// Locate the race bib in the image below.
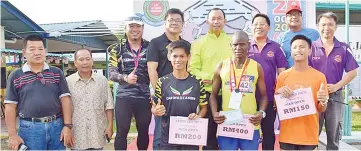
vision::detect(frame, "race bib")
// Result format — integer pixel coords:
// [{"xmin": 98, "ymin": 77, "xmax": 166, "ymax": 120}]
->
[
  {"xmin": 239, "ymin": 75, "xmax": 255, "ymax": 93},
  {"xmin": 228, "ymin": 91, "xmax": 243, "ymax": 109}
]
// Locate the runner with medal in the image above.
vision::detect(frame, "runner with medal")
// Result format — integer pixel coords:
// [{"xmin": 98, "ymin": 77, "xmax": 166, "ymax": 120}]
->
[{"xmin": 209, "ymin": 31, "xmax": 268, "ymax": 150}]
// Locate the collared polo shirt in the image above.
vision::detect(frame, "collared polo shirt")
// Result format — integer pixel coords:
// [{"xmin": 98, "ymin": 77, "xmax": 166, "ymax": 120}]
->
[
  {"xmin": 248, "ymin": 38, "xmax": 288, "ymax": 102},
  {"xmin": 147, "ymin": 33, "xmax": 188, "ymax": 77},
  {"xmin": 309, "ymin": 37, "xmax": 359, "ymax": 85},
  {"xmin": 277, "ymin": 27, "xmax": 319, "ymax": 68},
  {"xmin": 4, "ymin": 63, "xmax": 70, "ymax": 118}
]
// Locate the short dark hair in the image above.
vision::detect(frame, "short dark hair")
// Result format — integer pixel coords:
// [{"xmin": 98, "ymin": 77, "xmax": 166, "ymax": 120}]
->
[
  {"xmin": 207, "ymin": 8, "xmax": 226, "ymax": 19},
  {"xmin": 167, "ymin": 40, "xmax": 191, "ymax": 55},
  {"xmin": 164, "ymin": 8, "xmax": 184, "ymax": 22},
  {"xmin": 290, "ymin": 35, "xmax": 312, "ymax": 48},
  {"xmin": 74, "ymin": 48, "xmax": 92, "ymax": 60},
  {"xmin": 317, "ymin": 12, "xmax": 338, "ymax": 24},
  {"xmin": 23, "ymin": 34, "xmax": 44, "ymax": 48},
  {"xmin": 252, "ymin": 13, "xmax": 270, "ymax": 26}
]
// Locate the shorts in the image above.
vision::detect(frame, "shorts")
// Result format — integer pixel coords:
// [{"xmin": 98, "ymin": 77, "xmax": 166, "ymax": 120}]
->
[
  {"xmin": 280, "ymin": 142, "xmax": 317, "ymax": 150},
  {"xmin": 217, "ymin": 130, "xmax": 260, "ymax": 150}
]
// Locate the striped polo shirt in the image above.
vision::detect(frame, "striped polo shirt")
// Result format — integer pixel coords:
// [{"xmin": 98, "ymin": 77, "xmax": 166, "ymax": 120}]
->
[{"xmin": 4, "ymin": 63, "xmax": 71, "ymax": 118}]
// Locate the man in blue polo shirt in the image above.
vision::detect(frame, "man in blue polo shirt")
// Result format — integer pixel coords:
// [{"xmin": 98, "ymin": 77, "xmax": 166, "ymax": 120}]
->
[
  {"xmin": 277, "ymin": 3, "xmax": 319, "ymax": 68},
  {"xmin": 309, "ymin": 12, "xmax": 359, "ymax": 150},
  {"xmin": 248, "ymin": 13, "xmax": 288, "ymax": 150},
  {"xmin": 4, "ymin": 35, "xmax": 74, "ymax": 150}
]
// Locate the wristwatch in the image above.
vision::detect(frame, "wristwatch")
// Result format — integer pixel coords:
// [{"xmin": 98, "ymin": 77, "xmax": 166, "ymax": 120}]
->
[
  {"xmin": 259, "ymin": 110, "xmax": 266, "ymax": 118},
  {"xmin": 64, "ymin": 124, "xmax": 73, "ymax": 129}
]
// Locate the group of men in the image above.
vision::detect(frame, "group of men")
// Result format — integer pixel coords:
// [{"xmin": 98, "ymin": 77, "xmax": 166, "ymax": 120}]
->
[{"xmin": 4, "ymin": 3, "xmax": 359, "ymax": 151}]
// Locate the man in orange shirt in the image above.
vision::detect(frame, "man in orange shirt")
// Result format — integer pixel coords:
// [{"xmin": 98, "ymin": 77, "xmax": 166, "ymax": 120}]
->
[{"xmin": 275, "ymin": 35, "xmax": 328, "ymax": 150}]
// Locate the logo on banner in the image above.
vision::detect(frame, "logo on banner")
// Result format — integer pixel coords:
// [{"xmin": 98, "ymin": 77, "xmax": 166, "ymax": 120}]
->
[{"xmin": 137, "ymin": 0, "xmax": 170, "ymax": 27}]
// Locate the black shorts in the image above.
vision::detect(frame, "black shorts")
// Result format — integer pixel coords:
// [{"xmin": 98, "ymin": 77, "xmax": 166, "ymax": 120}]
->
[{"xmin": 280, "ymin": 142, "xmax": 317, "ymax": 150}]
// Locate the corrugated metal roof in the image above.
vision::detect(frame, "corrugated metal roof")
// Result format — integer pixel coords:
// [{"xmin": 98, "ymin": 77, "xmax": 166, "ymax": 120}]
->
[
  {"xmin": 1, "ymin": 1, "xmax": 46, "ymax": 39},
  {"xmin": 40, "ymin": 20, "xmax": 122, "ymax": 46},
  {"xmin": 39, "ymin": 20, "xmax": 101, "ymax": 32}
]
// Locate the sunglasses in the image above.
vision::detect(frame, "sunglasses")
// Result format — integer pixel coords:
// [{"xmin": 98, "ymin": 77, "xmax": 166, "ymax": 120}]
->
[
  {"xmin": 126, "ymin": 16, "xmax": 143, "ymax": 22},
  {"xmin": 37, "ymin": 73, "xmax": 46, "ymax": 85}
]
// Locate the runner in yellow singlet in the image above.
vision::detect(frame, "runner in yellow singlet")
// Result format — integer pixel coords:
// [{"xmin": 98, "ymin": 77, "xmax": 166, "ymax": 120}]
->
[{"xmin": 209, "ymin": 31, "xmax": 268, "ymax": 150}]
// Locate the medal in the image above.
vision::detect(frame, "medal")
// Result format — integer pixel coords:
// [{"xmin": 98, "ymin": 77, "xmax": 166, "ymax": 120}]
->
[{"xmin": 229, "ymin": 58, "xmax": 249, "ymax": 93}]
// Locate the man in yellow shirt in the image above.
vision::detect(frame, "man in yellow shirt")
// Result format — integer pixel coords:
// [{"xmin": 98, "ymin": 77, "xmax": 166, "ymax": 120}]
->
[{"xmin": 189, "ymin": 8, "xmax": 233, "ymax": 150}]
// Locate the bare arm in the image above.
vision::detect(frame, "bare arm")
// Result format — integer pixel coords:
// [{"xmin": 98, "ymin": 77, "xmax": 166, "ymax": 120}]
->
[
  {"xmin": 5, "ymin": 104, "xmax": 24, "ymax": 150},
  {"xmin": 5, "ymin": 104, "xmax": 18, "ymax": 137},
  {"xmin": 210, "ymin": 62, "xmax": 222, "ymax": 116},
  {"xmin": 197, "ymin": 105, "xmax": 207, "ymax": 118},
  {"xmin": 105, "ymin": 109, "xmax": 114, "ymax": 129},
  {"xmin": 257, "ymin": 63, "xmax": 268, "ymax": 111},
  {"xmin": 105, "ymin": 81, "xmax": 114, "ymax": 129},
  {"xmin": 335, "ymin": 69, "xmax": 357, "ymax": 89},
  {"xmin": 148, "ymin": 62, "xmax": 159, "ymax": 89},
  {"xmin": 249, "ymin": 64, "xmax": 268, "ymax": 126},
  {"xmin": 210, "ymin": 63, "xmax": 226, "ymax": 124},
  {"xmin": 60, "ymin": 96, "xmax": 72, "ymax": 124}
]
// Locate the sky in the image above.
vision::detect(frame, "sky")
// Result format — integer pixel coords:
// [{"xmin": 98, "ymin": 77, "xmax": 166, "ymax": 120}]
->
[{"xmin": 8, "ymin": 0, "xmax": 134, "ymax": 24}]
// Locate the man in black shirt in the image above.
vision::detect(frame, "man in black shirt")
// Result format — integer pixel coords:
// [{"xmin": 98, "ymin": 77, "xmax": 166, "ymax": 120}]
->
[
  {"xmin": 108, "ymin": 16, "xmax": 151, "ymax": 150},
  {"xmin": 152, "ymin": 40, "xmax": 208, "ymax": 150},
  {"xmin": 147, "ymin": 8, "xmax": 189, "ymax": 150}
]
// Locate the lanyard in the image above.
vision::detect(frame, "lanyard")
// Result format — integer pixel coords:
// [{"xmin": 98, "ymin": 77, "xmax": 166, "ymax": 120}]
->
[
  {"xmin": 229, "ymin": 58, "xmax": 249, "ymax": 92},
  {"xmin": 129, "ymin": 45, "xmax": 142, "ymax": 69}
]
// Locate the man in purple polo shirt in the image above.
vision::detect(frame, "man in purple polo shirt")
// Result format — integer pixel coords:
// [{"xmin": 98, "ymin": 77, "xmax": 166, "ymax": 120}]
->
[
  {"xmin": 248, "ymin": 13, "xmax": 288, "ymax": 150},
  {"xmin": 309, "ymin": 12, "xmax": 359, "ymax": 150}
]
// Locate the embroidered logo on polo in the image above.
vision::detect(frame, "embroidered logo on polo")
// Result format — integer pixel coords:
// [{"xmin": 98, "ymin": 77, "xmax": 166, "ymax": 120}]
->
[
  {"xmin": 166, "ymin": 86, "xmax": 196, "ymax": 100},
  {"xmin": 267, "ymin": 51, "xmax": 274, "ymax": 57},
  {"xmin": 334, "ymin": 55, "xmax": 342, "ymax": 62}
]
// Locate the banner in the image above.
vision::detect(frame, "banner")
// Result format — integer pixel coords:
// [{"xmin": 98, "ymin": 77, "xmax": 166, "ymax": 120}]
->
[
  {"xmin": 134, "ymin": 0, "xmax": 315, "ymax": 42},
  {"xmin": 169, "ymin": 116, "xmax": 208, "ymax": 146},
  {"xmin": 275, "ymin": 87, "xmax": 317, "ymax": 120}
]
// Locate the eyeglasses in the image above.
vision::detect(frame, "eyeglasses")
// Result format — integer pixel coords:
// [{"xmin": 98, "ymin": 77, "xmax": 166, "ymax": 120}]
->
[{"xmin": 37, "ymin": 73, "xmax": 46, "ymax": 85}]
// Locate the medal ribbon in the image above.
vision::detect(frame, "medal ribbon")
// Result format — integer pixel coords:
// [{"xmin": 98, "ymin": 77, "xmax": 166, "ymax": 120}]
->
[{"xmin": 229, "ymin": 58, "xmax": 249, "ymax": 92}]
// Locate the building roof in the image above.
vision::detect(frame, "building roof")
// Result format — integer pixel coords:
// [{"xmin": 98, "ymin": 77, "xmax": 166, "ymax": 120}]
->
[
  {"xmin": 40, "ymin": 20, "xmax": 122, "ymax": 49},
  {"xmin": 1, "ymin": 1, "xmax": 46, "ymax": 39},
  {"xmin": 40, "ymin": 20, "xmax": 100, "ymax": 32}
]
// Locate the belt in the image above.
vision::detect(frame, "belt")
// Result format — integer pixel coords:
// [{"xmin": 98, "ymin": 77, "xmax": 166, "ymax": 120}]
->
[
  {"xmin": 20, "ymin": 113, "xmax": 62, "ymax": 123},
  {"xmin": 330, "ymin": 90, "xmax": 342, "ymax": 96}
]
